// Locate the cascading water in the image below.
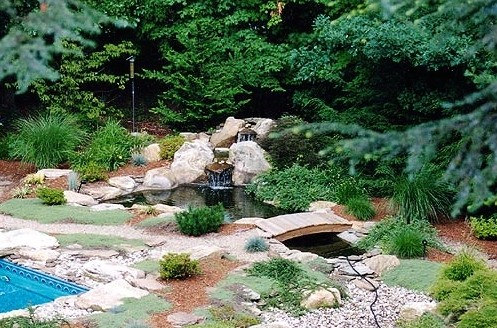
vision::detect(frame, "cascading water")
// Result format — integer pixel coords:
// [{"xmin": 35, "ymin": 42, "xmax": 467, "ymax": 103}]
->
[
  {"xmin": 205, "ymin": 162, "xmax": 234, "ymax": 189},
  {"xmin": 237, "ymin": 128, "xmax": 257, "ymax": 142}
]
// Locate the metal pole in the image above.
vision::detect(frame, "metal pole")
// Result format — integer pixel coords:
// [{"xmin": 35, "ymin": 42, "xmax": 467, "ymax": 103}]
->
[{"xmin": 127, "ymin": 56, "xmax": 136, "ymax": 133}]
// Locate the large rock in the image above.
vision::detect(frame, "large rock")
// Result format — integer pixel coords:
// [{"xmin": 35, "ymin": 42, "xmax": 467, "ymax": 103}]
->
[
  {"xmin": 179, "ymin": 132, "xmax": 198, "ymax": 142},
  {"xmin": 84, "ymin": 186, "xmax": 122, "ymax": 201},
  {"xmin": 399, "ymin": 301, "xmax": 437, "ymax": 321},
  {"xmin": 90, "ymin": 203, "xmax": 126, "ymax": 211},
  {"xmin": 83, "ymin": 259, "xmax": 146, "ymax": 281},
  {"xmin": 108, "ymin": 176, "xmax": 136, "ymax": 192},
  {"xmin": 363, "ymin": 255, "xmax": 400, "ymax": 276},
  {"xmin": 301, "ymin": 288, "xmax": 341, "ymax": 309},
  {"xmin": 143, "ymin": 167, "xmax": 177, "ymax": 190},
  {"xmin": 18, "ymin": 249, "xmax": 60, "ymax": 262},
  {"xmin": 0, "ymin": 229, "xmax": 59, "ymax": 254},
  {"xmin": 141, "ymin": 143, "xmax": 161, "ymax": 162},
  {"xmin": 36, "ymin": 169, "xmax": 73, "ymax": 179},
  {"xmin": 210, "ymin": 117, "xmax": 245, "ymax": 147},
  {"xmin": 170, "ymin": 140, "xmax": 214, "ymax": 184},
  {"xmin": 130, "ymin": 276, "xmax": 164, "ymax": 291},
  {"xmin": 229, "ymin": 141, "xmax": 271, "ymax": 186},
  {"xmin": 75, "ymin": 279, "xmax": 149, "ymax": 311},
  {"xmin": 63, "ymin": 190, "xmax": 98, "ymax": 206},
  {"xmin": 167, "ymin": 312, "xmax": 203, "ymax": 327},
  {"xmin": 253, "ymin": 118, "xmax": 275, "ymax": 140},
  {"xmin": 284, "ymin": 251, "xmax": 319, "ymax": 263}
]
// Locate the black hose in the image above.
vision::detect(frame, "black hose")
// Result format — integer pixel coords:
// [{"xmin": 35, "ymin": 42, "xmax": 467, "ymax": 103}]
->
[{"xmin": 345, "ymin": 256, "xmax": 381, "ymax": 328}]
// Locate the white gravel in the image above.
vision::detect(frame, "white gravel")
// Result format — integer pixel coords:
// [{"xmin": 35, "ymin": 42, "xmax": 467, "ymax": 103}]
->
[{"xmin": 262, "ymin": 283, "xmax": 433, "ymax": 328}]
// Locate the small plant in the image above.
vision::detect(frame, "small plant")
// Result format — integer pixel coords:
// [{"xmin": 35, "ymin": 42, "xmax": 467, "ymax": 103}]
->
[
  {"xmin": 385, "ymin": 226, "xmax": 425, "ymax": 258},
  {"xmin": 244, "ymin": 236, "xmax": 269, "ymax": 253},
  {"xmin": 131, "ymin": 153, "xmax": 148, "ymax": 167},
  {"xmin": 248, "ymin": 258, "xmax": 304, "ymax": 284},
  {"xmin": 67, "ymin": 171, "xmax": 80, "ymax": 191},
  {"xmin": 469, "ymin": 215, "xmax": 497, "ymax": 240},
  {"xmin": 159, "ymin": 135, "xmax": 185, "ymax": 160},
  {"xmin": 209, "ymin": 305, "xmax": 260, "ymax": 327},
  {"xmin": 345, "ymin": 196, "xmax": 376, "ymax": 221},
  {"xmin": 23, "ymin": 173, "xmax": 45, "ymax": 185},
  {"xmin": 141, "ymin": 205, "xmax": 159, "ymax": 216},
  {"xmin": 175, "ymin": 204, "xmax": 225, "ymax": 236},
  {"xmin": 11, "ymin": 185, "xmax": 31, "ymax": 199},
  {"xmin": 75, "ymin": 162, "xmax": 108, "ymax": 182},
  {"xmin": 441, "ymin": 250, "xmax": 486, "ymax": 281},
  {"xmin": 397, "ymin": 313, "xmax": 445, "ymax": 328},
  {"xmin": 159, "ymin": 253, "xmax": 201, "ymax": 279},
  {"xmin": 36, "ymin": 187, "xmax": 66, "ymax": 205}
]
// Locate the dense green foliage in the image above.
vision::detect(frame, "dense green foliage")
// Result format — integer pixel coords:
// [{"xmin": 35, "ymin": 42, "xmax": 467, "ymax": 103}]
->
[
  {"xmin": 469, "ymin": 215, "xmax": 497, "ymax": 240},
  {"xmin": 345, "ymin": 196, "xmax": 375, "ymax": 221},
  {"xmin": 75, "ymin": 161, "xmax": 108, "ymax": 182},
  {"xmin": 397, "ymin": 313, "xmax": 445, "ymax": 328},
  {"xmin": 382, "ymin": 260, "xmax": 442, "ymax": 292},
  {"xmin": 175, "ymin": 204, "xmax": 225, "ymax": 236},
  {"xmin": 384, "ymin": 226, "xmax": 425, "ymax": 259},
  {"xmin": 0, "ymin": 315, "xmax": 62, "ymax": 328},
  {"xmin": 159, "ymin": 253, "xmax": 201, "ymax": 280},
  {"xmin": 441, "ymin": 251, "xmax": 487, "ymax": 282},
  {"xmin": 207, "ymin": 305, "xmax": 261, "ymax": 328},
  {"xmin": 8, "ymin": 114, "xmax": 84, "ymax": 168},
  {"xmin": 36, "ymin": 187, "xmax": 66, "ymax": 205},
  {"xmin": 244, "ymin": 236, "xmax": 269, "ymax": 253},
  {"xmin": 159, "ymin": 135, "xmax": 185, "ymax": 160}
]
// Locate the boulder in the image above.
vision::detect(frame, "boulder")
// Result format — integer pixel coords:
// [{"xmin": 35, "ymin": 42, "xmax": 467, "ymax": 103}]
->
[
  {"xmin": 337, "ymin": 231, "xmax": 360, "ymax": 244},
  {"xmin": 229, "ymin": 141, "xmax": 271, "ymax": 186},
  {"xmin": 108, "ymin": 176, "xmax": 136, "ymax": 192},
  {"xmin": 183, "ymin": 245, "xmax": 225, "ymax": 260},
  {"xmin": 179, "ymin": 132, "xmax": 198, "ymax": 142},
  {"xmin": 352, "ymin": 278, "xmax": 380, "ymax": 292},
  {"xmin": 75, "ymin": 279, "xmax": 149, "ymax": 311},
  {"xmin": 363, "ymin": 255, "xmax": 400, "ymax": 276},
  {"xmin": 170, "ymin": 140, "xmax": 214, "ymax": 184},
  {"xmin": 83, "ymin": 259, "xmax": 146, "ymax": 281},
  {"xmin": 84, "ymin": 186, "xmax": 122, "ymax": 201},
  {"xmin": 63, "ymin": 190, "xmax": 98, "ymax": 206},
  {"xmin": 130, "ymin": 276, "xmax": 165, "ymax": 291},
  {"xmin": 301, "ymin": 288, "xmax": 341, "ymax": 309},
  {"xmin": 0, "ymin": 229, "xmax": 59, "ymax": 253},
  {"xmin": 399, "ymin": 301, "xmax": 437, "ymax": 321},
  {"xmin": 18, "ymin": 249, "xmax": 60, "ymax": 262},
  {"xmin": 90, "ymin": 203, "xmax": 126, "ymax": 211},
  {"xmin": 338, "ymin": 262, "xmax": 375, "ymax": 276},
  {"xmin": 210, "ymin": 117, "xmax": 245, "ymax": 147},
  {"xmin": 153, "ymin": 204, "xmax": 183, "ymax": 215},
  {"xmin": 143, "ymin": 167, "xmax": 177, "ymax": 190},
  {"xmin": 36, "ymin": 169, "xmax": 73, "ymax": 179},
  {"xmin": 167, "ymin": 312, "xmax": 204, "ymax": 327},
  {"xmin": 253, "ymin": 118, "xmax": 275, "ymax": 140},
  {"xmin": 141, "ymin": 143, "xmax": 161, "ymax": 162}
]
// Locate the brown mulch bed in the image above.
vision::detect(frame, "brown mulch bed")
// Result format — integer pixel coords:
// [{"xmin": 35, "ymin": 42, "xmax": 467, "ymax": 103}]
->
[
  {"xmin": 0, "ymin": 160, "xmax": 36, "ymax": 202},
  {"xmin": 427, "ymin": 247, "xmax": 454, "ymax": 263},
  {"xmin": 218, "ymin": 223, "xmax": 255, "ymax": 235},
  {"xmin": 332, "ymin": 197, "xmax": 393, "ymax": 222},
  {"xmin": 435, "ymin": 219, "xmax": 497, "ymax": 259},
  {"xmin": 149, "ymin": 256, "xmax": 242, "ymax": 328}
]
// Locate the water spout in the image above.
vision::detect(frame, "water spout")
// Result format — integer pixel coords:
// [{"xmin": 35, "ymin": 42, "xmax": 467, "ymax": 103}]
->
[
  {"xmin": 205, "ymin": 162, "xmax": 234, "ymax": 189},
  {"xmin": 237, "ymin": 128, "xmax": 257, "ymax": 142}
]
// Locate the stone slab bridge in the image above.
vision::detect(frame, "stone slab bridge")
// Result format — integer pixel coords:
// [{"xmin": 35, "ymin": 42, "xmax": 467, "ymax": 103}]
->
[{"xmin": 255, "ymin": 212, "xmax": 353, "ymax": 241}]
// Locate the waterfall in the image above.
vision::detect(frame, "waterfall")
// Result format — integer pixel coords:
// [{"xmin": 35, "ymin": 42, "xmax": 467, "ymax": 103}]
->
[{"xmin": 205, "ymin": 162, "xmax": 234, "ymax": 189}]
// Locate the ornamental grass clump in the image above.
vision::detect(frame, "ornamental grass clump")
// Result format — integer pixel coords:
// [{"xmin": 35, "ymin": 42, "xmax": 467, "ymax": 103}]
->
[
  {"xmin": 244, "ymin": 236, "xmax": 269, "ymax": 253},
  {"xmin": 131, "ymin": 153, "xmax": 148, "ymax": 167},
  {"xmin": 345, "ymin": 196, "xmax": 376, "ymax": 221},
  {"xmin": 385, "ymin": 226, "xmax": 425, "ymax": 258},
  {"xmin": 159, "ymin": 253, "xmax": 201, "ymax": 279},
  {"xmin": 175, "ymin": 204, "xmax": 225, "ymax": 236},
  {"xmin": 36, "ymin": 187, "xmax": 66, "ymax": 205}
]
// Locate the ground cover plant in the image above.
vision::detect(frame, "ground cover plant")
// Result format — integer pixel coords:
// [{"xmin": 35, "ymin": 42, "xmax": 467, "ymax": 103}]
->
[
  {"xmin": 55, "ymin": 234, "xmax": 146, "ymax": 250},
  {"xmin": 0, "ymin": 198, "xmax": 132, "ymax": 225},
  {"xmin": 382, "ymin": 259, "xmax": 442, "ymax": 292},
  {"xmin": 0, "ymin": 315, "xmax": 63, "ymax": 328},
  {"xmin": 132, "ymin": 259, "xmax": 160, "ymax": 275},
  {"xmin": 190, "ymin": 305, "xmax": 260, "ymax": 328},
  {"xmin": 469, "ymin": 215, "xmax": 497, "ymax": 240},
  {"xmin": 397, "ymin": 313, "xmax": 445, "ymax": 328},
  {"xmin": 175, "ymin": 204, "xmax": 225, "ymax": 236},
  {"xmin": 137, "ymin": 215, "xmax": 175, "ymax": 228}
]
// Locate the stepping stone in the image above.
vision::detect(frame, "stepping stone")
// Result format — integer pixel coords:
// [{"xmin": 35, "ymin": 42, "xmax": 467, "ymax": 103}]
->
[{"xmin": 167, "ymin": 312, "xmax": 203, "ymax": 327}]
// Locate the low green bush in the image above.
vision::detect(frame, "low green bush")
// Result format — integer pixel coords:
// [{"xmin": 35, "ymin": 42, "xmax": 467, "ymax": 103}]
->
[
  {"xmin": 244, "ymin": 236, "xmax": 269, "ymax": 253},
  {"xmin": 397, "ymin": 313, "xmax": 445, "ymax": 328},
  {"xmin": 175, "ymin": 204, "xmax": 225, "ymax": 236},
  {"xmin": 385, "ymin": 226, "xmax": 425, "ymax": 258},
  {"xmin": 469, "ymin": 215, "xmax": 497, "ymax": 240},
  {"xmin": 0, "ymin": 315, "xmax": 62, "ymax": 328},
  {"xmin": 441, "ymin": 251, "xmax": 486, "ymax": 282},
  {"xmin": 36, "ymin": 187, "xmax": 66, "ymax": 205},
  {"xmin": 209, "ymin": 305, "xmax": 260, "ymax": 328},
  {"xmin": 159, "ymin": 135, "xmax": 185, "ymax": 160},
  {"xmin": 159, "ymin": 253, "xmax": 201, "ymax": 279},
  {"xmin": 345, "ymin": 196, "xmax": 376, "ymax": 221},
  {"xmin": 458, "ymin": 300, "xmax": 497, "ymax": 328},
  {"xmin": 75, "ymin": 161, "xmax": 108, "ymax": 182},
  {"xmin": 8, "ymin": 114, "xmax": 84, "ymax": 168}
]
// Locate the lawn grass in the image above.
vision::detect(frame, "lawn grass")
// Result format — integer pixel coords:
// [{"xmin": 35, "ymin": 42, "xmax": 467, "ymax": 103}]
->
[
  {"xmin": 132, "ymin": 259, "xmax": 160, "ymax": 274},
  {"xmin": 209, "ymin": 273, "xmax": 276, "ymax": 302},
  {"xmin": 0, "ymin": 198, "xmax": 132, "ymax": 225},
  {"xmin": 137, "ymin": 215, "xmax": 175, "ymax": 228},
  {"xmin": 89, "ymin": 295, "xmax": 171, "ymax": 328},
  {"xmin": 56, "ymin": 233, "xmax": 146, "ymax": 250},
  {"xmin": 382, "ymin": 259, "xmax": 442, "ymax": 293}
]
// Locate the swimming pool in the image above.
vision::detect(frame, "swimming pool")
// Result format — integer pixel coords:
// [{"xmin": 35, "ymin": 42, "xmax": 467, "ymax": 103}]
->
[{"xmin": 0, "ymin": 259, "xmax": 88, "ymax": 313}]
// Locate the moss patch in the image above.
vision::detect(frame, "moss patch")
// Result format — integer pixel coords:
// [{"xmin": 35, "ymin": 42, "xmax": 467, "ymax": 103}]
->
[
  {"xmin": 90, "ymin": 295, "xmax": 171, "ymax": 328},
  {"xmin": 382, "ymin": 259, "xmax": 442, "ymax": 292},
  {"xmin": 137, "ymin": 215, "xmax": 175, "ymax": 227},
  {"xmin": 0, "ymin": 198, "xmax": 132, "ymax": 225},
  {"xmin": 56, "ymin": 234, "xmax": 146, "ymax": 250},
  {"xmin": 132, "ymin": 259, "xmax": 160, "ymax": 274}
]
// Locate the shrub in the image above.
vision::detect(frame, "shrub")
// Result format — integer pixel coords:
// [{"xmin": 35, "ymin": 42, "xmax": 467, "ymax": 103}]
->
[
  {"xmin": 175, "ymin": 204, "xmax": 225, "ymax": 236},
  {"xmin": 72, "ymin": 120, "xmax": 138, "ymax": 171},
  {"xmin": 384, "ymin": 226, "xmax": 425, "ymax": 258},
  {"xmin": 458, "ymin": 300, "xmax": 497, "ymax": 328},
  {"xmin": 345, "ymin": 196, "xmax": 376, "ymax": 221},
  {"xmin": 75, "ymin": 162, "xmax": 108, "ymax": 182},
  {"xmin": 36, "ymin": 187, "xmax": 66, "ymax": 205},
  {"xmin": 247, "ymin": 164, "xmax": 354, "ymax": 212},
  {"xmin": 244, "ymin": 236, "xmax": 269, "ymax": 253},
  {"xmin": 159, "ymin": 135, "xmax": 185, "ymax": 160},
  {"xmin": 8, "ymin": 114, "xmax": 84, "ymax": 168},
  {"xmin": 397, "ymin": 313, "xmax": 445, "ymax": 328},
  {"xmin": 391, "ymin": 166, "xmax": 453, "ymax": 223},
  {"xmin": 131, "ymin": 153, "xmax": 148, "ymax": 167},
  {"xmin": 441, "ymin": 250, "xmax": 486, "ymax": 281},
  {"xmin": 469, "ymin": 215, "xmax": 497, "ymax": 240},
  {"xmin": 159, "ymin": 253, "xmax": 201, "ymax": 279}
]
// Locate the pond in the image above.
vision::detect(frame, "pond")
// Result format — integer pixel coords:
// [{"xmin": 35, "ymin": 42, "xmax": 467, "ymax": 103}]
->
[
  {"xmin": 110, "ymin": 185, "xmax": 284, "ymax": 220},
  {"xmin": 283, "ymin": 232, "xmax": 364, "ymax": 258}
]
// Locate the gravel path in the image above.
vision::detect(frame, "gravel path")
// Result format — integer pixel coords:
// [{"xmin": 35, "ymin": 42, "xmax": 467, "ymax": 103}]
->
[{"xmin": 263, "ymin": 283, "xmax": 434, "ymax": 328}]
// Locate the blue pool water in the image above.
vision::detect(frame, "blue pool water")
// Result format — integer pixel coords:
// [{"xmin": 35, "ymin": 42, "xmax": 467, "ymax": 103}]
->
[{"xmin": 0, "ymin": 259, "xmax": 88, "ymax": 313}]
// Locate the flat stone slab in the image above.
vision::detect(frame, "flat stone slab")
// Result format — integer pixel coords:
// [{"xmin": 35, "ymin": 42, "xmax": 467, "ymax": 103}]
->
[
  {"xmin": 0, "ymin": 229, "xmax": 59, "ymax": 252},
  {"xmin": 83, "ymin": 260, "xmax": 145, "ymax": 281},
  {"xmin": 91, "ymin": 203, "xmax": 126, "ymax": 211},
  {"xmin": 256, "ymin": 212, "xmax": 352, "ymax": 241},
  {"xmin": 37, "ymin": 169, "xmax": 73, "ymax": 179},
  {"xmin": 167, "ymin": 312, "xmax": 203, "ymax": 327}
]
